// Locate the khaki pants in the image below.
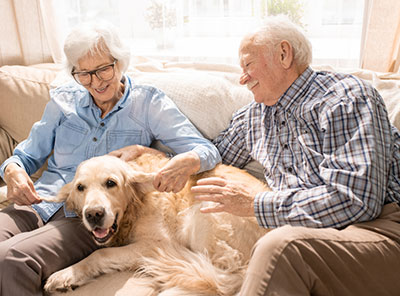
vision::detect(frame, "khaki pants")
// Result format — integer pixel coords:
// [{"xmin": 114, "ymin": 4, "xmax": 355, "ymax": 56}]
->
[
  {"xmin": 0, "ymin": 204, "xmax": 99, "ymax": 296},
  {"xmin": 0, "ymin": 127, "xmax": 16, "ymax": 186},
  {"xmin": 240, "ymin": 202, "xmax": 400, "ymax": 296},
  {"xmin": 0, "ymin": 127, "xmax": 16, "ymax": 164}
]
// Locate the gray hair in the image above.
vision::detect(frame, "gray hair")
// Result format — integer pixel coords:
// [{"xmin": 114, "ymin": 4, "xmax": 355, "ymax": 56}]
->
[
  {"xmin": 63, "ymin": 21, "xmax": 131, "ymax": 75},
  {"xmin": 252, "ymin": 15, "xmax": 312, "ymax": 67}
]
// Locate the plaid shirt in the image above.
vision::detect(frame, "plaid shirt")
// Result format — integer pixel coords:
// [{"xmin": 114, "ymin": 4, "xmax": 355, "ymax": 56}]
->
[{"xmin": 214, "ymin": 67, "xmax": 400, "ymax": 229}]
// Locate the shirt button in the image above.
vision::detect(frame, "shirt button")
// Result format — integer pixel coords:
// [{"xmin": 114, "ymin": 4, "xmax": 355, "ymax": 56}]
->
[
  {"xmin": 283, "ymin": 144, "xmax": 289, "ymax": 149},
  {"xmin": 93, "ymin": 137, "xmax": 97, "ymax": 142},
  {"xmin": 287, "ymin": 167, "xmax": 293, "ymax": 173},
  {"xmin": 100, "ymin": 122, "xmax": 105, "ymax": 127},
  {"xmin": 281, "ymin": 121, "xmax": 286, "ymax": 126}
]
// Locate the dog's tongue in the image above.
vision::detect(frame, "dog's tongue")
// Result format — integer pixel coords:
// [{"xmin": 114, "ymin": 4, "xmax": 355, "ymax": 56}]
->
[{"xmin": 93, "ymin": 228, "xmax": 109, "ymax": 238}]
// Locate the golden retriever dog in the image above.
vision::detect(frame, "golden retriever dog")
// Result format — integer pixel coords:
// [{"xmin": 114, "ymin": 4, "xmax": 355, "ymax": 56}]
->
[{"xmin": 43, "ymin": 153, "xmax": 270, "ymax": 295}]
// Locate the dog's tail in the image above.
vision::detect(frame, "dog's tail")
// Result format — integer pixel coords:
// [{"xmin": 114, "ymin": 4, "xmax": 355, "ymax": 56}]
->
[{"xmin": 137, "ymin": 244, "xmax": 245, "ymax": 296}]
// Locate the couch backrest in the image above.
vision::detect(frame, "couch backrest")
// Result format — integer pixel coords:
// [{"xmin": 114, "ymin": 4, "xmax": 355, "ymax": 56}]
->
[
  {"xmin": 2, "ymin": 62, "xmax": 400, "ymax": 154},
  {"xmin": 1, "ymin": 62, "xmax": 400, "ymax": 183},
  {"xmin": 0, "ymin": 64, "xmax": 62, "ymax": 143}
]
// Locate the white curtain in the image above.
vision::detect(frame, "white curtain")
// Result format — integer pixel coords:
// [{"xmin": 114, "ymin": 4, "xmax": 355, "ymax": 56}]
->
[
  {"xmin": 1, "ymin": 0, "xmax": 400, "ymax": 73},
  {"xmin": 0, "ymin": 0, "xmax": 64, "ymax": 66},
  {"xmin": 361, "ymin": 0, "xmax": 400, "ymax": 73},
  {"xmin": 38, "ymin": 0, "xmax": 65, "ymax": 64}
]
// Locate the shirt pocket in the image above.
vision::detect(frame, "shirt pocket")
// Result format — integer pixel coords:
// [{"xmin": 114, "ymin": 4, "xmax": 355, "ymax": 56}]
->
[
  {"xmin": 54, "ymin": 122, "xmax": 88, "ymax": 155},
  {"xmin": 106, "ymin": 130, "xmax": 144, "ymax": 152},
  {"xmin": 295, "ymin": 128, "xmax": 325, "ymax": 186}
]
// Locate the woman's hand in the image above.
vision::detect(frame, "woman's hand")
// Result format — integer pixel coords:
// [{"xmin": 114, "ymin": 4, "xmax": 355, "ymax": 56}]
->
[
  {"xmin": 109, "ymin": 145, "xmax": 164, "ymax": 162},
  {"xmin": 154, "ymin": 151, "xmax": 200, "ymax": 193},
  {"xmin": 3, "ymin": 163, "xmax": 41, "ymax": 205},
  {"xmin": 191, "ymin": 177, "xmax": 256, "ymax": 217}
]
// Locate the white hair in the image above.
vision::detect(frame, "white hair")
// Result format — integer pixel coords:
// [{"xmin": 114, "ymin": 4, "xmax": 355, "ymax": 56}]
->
[
  {"xmin": 252, "ymin": 15, "xmax": 312, "ymax": 67},
  {"xmin": 63, "ymin": 21, "xmax": 131, "ymax": 75}
]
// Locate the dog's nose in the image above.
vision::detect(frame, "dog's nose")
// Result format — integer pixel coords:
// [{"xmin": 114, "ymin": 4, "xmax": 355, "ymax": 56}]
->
[{"xmin": 85, "ymin": 206, "xmax": 105, "ymax": 226}]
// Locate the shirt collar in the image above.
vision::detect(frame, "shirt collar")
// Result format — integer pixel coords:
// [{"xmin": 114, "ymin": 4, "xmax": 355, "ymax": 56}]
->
[
  {"xmin": 80, "ymin": 75, "xmax": 131, "ymax": 109},
  {"xmin": 114, "ymin": 75, "xmax": 131, "ymax": 109},
  {"xmin": 275, "ymin": 66, "xmax": 316, "ymax": 112}
]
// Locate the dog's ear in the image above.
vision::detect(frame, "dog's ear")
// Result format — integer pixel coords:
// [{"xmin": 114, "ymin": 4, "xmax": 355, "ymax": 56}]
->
[
  {"xmin": 129, "ymin": 171, "xmax": 156, "ymax": 194},
  {"xmin": 40, "ymin": 182, "xmax": 72, "ymax": 203}
]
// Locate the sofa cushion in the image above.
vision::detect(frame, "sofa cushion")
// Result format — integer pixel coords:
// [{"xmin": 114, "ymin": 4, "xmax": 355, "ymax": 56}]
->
[
  {"xmin": 50, "ymin": 272, "xmax": 156, "ymax": 296},
  {"xmin": 0, "ymin": 127, "xmax": 16, "ymax": 180},
  {"xmin": 128, "ymin": 70, "xmax": 253, "ymax": 140},
  {"xmin": 0, "ymin": 64, "xmax": 61, "ymax": 143}
]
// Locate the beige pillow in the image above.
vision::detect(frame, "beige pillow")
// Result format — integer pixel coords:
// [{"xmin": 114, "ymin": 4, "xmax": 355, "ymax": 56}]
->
[
  {"xmin": 0, "ymin": 64, "xmax": 61, "ymax": 143},
  {"xmin": 127, "ymin": 70, "xmax": 253, "ymax": 140}
]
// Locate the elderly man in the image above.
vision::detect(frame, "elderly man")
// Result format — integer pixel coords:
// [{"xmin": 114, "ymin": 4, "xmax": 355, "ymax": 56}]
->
[{"xmin": 192, "ymin": 16, "xmax": 400, "ymax": 295}]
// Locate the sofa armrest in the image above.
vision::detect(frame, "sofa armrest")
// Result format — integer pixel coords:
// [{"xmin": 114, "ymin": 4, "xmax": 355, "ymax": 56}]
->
[
  {"xmin": 0, "ymin": 186, "xmax": 8, "ymax": 209},
  {"xmin": 0, "ymin": 126, "xmax": 17, "ymax": 173},
  {"xmin": 0, "ymin": 186, "xmax": 6, "ymax": 200}
]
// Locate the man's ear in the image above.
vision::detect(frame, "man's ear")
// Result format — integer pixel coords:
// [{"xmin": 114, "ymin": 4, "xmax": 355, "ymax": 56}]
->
[
  {"xmin": 41, "ymin": 182, "xmax": 72, "ymax": 203},
  {"xmin": 278, "ymin": 40, "xmax": 294, "ymax": 69}
]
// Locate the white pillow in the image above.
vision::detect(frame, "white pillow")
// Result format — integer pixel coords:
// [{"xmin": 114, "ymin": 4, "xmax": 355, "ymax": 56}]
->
[{"xmin": 128, "ymin": 70, "xmax": 253, "ymax": 140}]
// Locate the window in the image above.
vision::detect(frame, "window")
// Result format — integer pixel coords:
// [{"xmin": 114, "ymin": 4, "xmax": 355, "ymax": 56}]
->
[{"xmin": 58, "ymin": 0, "xmax": 365, "ymax": 67}]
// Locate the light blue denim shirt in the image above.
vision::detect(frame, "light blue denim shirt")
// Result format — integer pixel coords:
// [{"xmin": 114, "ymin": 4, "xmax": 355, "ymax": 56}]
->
[{"xmin": 0, "ymin": 75, "xmax": 221, "ymax": 222}]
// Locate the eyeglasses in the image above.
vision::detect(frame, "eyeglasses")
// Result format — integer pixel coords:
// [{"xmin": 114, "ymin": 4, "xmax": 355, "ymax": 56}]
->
[{"xmin": 71, "ymin": 60, "xmax": 117, "ymax": 86}]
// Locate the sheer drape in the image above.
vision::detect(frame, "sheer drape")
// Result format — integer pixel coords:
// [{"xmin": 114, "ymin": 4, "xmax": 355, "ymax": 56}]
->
[
  {"xmin": 0, "ymin": 0, "xmax": 64, "ymax": 66},
  {"xmin": 1, "ymin": 0, "xmax": 400, "ymax": 73},
  {"xmin": 361, "ymin": 0, "xmax": 400, "ymax": 73}
]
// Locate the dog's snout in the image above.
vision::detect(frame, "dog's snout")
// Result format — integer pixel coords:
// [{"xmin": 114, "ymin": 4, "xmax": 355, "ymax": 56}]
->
[{"xmin": 85, "ymin": 206, "xmax": 105, "ymax": 226}]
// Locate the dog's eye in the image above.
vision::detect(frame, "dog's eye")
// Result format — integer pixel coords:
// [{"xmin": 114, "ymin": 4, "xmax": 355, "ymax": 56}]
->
[
  {"xmin": 106, "ymin": 180, "xmax": 117, "ymax": 188},
  {"xmin": 77, "ymin": 184, "xmax": 85, "ymax": 192}
]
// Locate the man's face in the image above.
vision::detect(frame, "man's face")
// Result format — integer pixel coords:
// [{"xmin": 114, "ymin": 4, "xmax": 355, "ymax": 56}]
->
[{"xmin": 239, "ymin": 37, "xmax": 284, "ymax": 106}]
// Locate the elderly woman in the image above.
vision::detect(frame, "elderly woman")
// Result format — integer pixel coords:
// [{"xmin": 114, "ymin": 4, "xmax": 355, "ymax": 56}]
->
[{"xmin": 0, "ymin": 22, "xmax": 220, "ymax": 295}]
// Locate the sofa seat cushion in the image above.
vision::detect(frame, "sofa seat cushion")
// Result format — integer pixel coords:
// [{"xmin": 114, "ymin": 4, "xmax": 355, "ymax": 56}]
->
[{"xmin": 51, "ymin": 272, "xmax": 156, "ymax": 296}]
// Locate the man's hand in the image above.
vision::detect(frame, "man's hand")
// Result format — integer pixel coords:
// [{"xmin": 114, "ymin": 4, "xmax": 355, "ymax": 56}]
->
[
  {"xmin": 109, "ymin": 145, "xmax": 164, "ymax": 162},
  {"xmin": 191, "ymin": 177, "xmax": 256, "ymax": 217},
  {"xmin": 154, "ymin": 151, "xmax": 200, "ymax": 193},
  {"xmin": 3, "ymin": 163, "xmax": 41, "ymax": 205}
]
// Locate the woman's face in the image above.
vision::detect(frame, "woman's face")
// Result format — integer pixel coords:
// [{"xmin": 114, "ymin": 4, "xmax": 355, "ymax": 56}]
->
[{"xmin": 75, "ymin": 51, "xmax": 124, "ymax": 105}]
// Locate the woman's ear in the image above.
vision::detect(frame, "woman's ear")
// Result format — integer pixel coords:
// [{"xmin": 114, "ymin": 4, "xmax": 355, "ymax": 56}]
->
[{"xmin": 278, "ymin": 40, "xmax": 294, "ymax": 69}]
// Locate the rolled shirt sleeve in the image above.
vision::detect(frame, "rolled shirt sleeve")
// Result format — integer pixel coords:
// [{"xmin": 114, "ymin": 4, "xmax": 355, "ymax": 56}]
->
[{"xmin": 144, "ymin": 87, "xmax": 221, "ymax": 172}]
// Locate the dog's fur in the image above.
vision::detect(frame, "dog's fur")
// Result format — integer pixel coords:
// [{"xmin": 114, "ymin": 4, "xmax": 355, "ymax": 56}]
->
[{"xmin": 43, "ymin": 153, "xmax": 270, "ymax": 295}]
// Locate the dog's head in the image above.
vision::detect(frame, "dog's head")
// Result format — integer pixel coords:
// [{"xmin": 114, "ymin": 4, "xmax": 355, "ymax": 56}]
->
[{"xmin": 43, "ymin": 155, "xmax": 155, "ymax": 246}]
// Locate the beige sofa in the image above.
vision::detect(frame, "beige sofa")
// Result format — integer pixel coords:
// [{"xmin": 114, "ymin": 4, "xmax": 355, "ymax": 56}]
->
[{"xmin": 1, "ymin": 60, "xmax": 400, "ymax": 295}]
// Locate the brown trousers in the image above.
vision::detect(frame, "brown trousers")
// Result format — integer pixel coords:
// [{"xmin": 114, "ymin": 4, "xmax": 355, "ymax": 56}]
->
[
  {"xmin": 240, "ymin": 202, "xmax": 400, "ymax": 296},
  {"xmin": 0, "ymin": 204, "xmax": 99, "ymax": 296}
]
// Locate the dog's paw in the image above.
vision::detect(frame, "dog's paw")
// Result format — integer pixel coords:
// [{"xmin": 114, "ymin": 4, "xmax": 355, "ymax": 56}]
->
[{"xmin": 44, "ymin": 267, "xmax": 84, "ymax": 293}]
